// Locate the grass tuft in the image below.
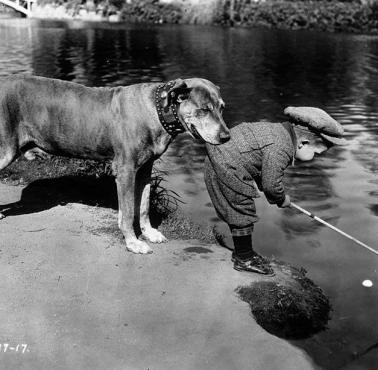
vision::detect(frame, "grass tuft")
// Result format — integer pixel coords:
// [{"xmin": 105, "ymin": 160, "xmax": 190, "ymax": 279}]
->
[{"xmin": 159, "ymin": 211, "xmax": 217, "ymax": 244}]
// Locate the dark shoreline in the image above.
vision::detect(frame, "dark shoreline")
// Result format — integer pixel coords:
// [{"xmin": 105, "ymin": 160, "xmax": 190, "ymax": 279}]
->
[
  {"xmin": 3, "ymin": 0, "xmax": 378, "ymax": 34},
  {"xmin": 118, "ymin": 0, "xmax": 378, "ymax": 35}
]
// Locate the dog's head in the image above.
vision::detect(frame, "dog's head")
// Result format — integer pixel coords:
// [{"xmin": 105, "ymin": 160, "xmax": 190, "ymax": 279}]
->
[{"xmin": 162, "ymin": 78, "xmax": 230, "ymax": 145}]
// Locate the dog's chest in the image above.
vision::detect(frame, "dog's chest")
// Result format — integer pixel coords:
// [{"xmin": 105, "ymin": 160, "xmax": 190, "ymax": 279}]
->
[
  {"xmin": 152, "ymin": 134, "xmax": 172, "ymax": 159},
  {"xmin": 134, "ymin": 135, "xmax": 171, "ymax": 167}
]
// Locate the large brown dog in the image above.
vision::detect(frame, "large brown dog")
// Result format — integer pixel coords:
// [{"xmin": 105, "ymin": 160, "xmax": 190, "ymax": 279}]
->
[{"xmin": 0, "ymin": 75, "xmax": 230, "ymax": 254}]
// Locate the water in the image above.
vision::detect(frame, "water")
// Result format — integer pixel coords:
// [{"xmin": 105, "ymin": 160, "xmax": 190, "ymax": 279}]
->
[{"xmin": 1, "ymin": 17, "xmax": 378, "ymax": 369}]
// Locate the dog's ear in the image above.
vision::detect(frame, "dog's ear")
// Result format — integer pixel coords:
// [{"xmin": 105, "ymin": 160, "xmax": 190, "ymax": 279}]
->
[{"xmin": 162, "ymin": 79, "xmax": 192, "ymax": 108}]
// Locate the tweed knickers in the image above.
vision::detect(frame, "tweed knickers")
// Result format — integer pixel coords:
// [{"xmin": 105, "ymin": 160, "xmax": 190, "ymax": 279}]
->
[{"xmin": 204, "ymin": 158, "xmax": 259, "ymax": 231}]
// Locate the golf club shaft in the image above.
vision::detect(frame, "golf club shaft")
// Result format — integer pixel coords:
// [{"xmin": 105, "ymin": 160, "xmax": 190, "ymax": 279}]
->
[{"xmin": 290, "ymin": 202, "xmax": 378, "ymax": 256}]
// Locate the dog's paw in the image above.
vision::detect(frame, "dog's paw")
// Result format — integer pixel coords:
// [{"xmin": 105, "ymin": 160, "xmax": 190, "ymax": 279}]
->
[
  {"xmin": 142, "ymin": 228, "xmax": 167, "ymax": 243},
  {"xmin": 0, "ymin": 213, "xmax": 5, "ymax": 220},
  {"xmin": 126, "ymin": 239, "xmax": 153, "ymax": 254}
]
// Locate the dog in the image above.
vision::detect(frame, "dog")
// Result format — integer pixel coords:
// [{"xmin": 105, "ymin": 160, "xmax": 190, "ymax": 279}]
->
[{"xmin": 0, "ymin": 74, "xmax": 230, "ymax": 254}]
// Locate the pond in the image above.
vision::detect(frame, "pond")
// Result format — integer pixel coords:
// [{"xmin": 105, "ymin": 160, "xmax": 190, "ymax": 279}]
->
[{"xmin": 0, "ymin": 16, "xmax": 378, "ymax": 369}]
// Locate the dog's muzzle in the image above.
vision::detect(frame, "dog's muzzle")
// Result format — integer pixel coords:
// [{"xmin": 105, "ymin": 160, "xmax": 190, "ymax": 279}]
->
[{"xmin": 188, "ymin": 124, "xmax": 203, "ymax": 141}]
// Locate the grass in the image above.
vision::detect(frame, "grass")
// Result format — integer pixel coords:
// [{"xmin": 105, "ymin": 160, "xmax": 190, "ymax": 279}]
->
[
  {"xmin": 159, "ymin": 211, "xmax": 217, "ymax": 243},
  {"xmin": 0, "ymin": 156, "xmax": 112, "ymax": 185},
  {"xmin": 0, "ymin": 157, "xmax": 111, "ymax": 185}
]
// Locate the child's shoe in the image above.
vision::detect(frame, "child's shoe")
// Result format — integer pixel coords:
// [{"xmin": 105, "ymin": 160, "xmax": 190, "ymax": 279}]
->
[{"xmin": 232, "ymin": 253, "xmax": 275, "ymax": 276}]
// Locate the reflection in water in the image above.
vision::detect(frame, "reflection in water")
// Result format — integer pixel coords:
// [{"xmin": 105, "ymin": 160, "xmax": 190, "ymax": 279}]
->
[
  {"xmin": 280, "ymin": 148, "xmax": 346, "ymax": 237},
  {"xmin": 336, "ymin": 103, "xmax": 378, "ymax": 223},
  {"xmin": 352, "ymin": 133, "xmax": 378, "ymax": 174},
  {"xmin": 1, "ymin": 18, "xmax": 378, "ymax": 369},
  {"xmin": 282, "ymin": 171, "xmax": 337, "ymax": 237},
  {"xmin": 0, "ymin": 20, "xmax": 33, "ymax": 75},
  {"xmin": 31, "ymin": 24, "xmax": 167, "ymax": 86}
]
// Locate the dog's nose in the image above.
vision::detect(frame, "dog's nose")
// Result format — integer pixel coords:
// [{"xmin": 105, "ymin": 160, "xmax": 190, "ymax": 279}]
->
[{"xmin": 219, "ymin": 131, "xmax": 230, "ymax": 143}]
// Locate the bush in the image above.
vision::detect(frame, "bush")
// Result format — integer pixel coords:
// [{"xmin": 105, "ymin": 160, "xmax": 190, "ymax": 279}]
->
[
  {"xmin": 215, "ymin": 0, "xmax": 378, "ymax": 33},
  {"xmin": 120, "ymin": 0, "xmax": 183, "ymax": 24}
]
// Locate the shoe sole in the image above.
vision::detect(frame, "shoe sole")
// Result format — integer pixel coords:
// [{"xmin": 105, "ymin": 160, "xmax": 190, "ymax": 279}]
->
[{"xmin": 234, "ymin": 265, "xmax": 276, "ymax": 277}]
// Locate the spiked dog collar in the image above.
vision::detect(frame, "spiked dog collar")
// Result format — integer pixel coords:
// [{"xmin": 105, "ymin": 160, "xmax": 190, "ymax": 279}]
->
[{"xmin": 155, "ymin": 82, "xmax": 186, "ymax": 137}]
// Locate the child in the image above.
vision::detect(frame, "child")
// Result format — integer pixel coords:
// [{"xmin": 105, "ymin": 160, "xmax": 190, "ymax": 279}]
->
[{"xmin": 205, "ymin": 106, "xmax": 347, "ymax": 276}]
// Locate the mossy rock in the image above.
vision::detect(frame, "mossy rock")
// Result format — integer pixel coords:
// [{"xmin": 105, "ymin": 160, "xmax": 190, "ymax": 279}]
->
[{"xmin": 236, "ymin": 261, "xmax": 331, "ymax": 339}]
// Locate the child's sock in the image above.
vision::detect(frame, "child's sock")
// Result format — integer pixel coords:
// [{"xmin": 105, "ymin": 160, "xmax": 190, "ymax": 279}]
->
[{"xmin": 232, "ymin": 234, "xmax": 256, "ymax": 260}]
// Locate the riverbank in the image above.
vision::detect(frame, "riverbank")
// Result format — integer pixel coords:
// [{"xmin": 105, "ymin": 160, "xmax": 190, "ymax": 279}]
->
[
  {"xmin": 28, "ymin": 0, "xmax": 378, "ymax": 34},
  {"xmin": 0, "ymin": 151, "xmax": 332, "ymax": 341},
  {"xmin": 0, "ymin": 180, "xmax": 319, "ymax": 370}
]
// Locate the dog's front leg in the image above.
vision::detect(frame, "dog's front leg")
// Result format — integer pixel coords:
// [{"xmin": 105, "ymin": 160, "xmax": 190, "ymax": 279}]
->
[
  {"xmin": 115, "ymin": 163, "xmax": 152, "ymax": 254},
  {"xmin": 137, "ymin": 160, "xmax": 167, "ymax": 243}
]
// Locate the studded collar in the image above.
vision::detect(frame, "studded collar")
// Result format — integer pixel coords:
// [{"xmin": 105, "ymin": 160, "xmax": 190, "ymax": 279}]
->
[{"xmin": 155, "ymin": 81, "xmax": 186, "ymax": 137}]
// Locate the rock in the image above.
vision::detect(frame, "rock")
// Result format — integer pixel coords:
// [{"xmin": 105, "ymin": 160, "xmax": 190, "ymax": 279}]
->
[{"xmin": 236, "ymin": 260, "xmax": 331, "ymax": 339}]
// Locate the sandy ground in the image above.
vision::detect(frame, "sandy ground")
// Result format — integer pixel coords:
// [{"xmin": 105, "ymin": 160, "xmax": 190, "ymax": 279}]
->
[{"xmin": 0, "ymin": 182, "xmax": 316, "ymax": 370}]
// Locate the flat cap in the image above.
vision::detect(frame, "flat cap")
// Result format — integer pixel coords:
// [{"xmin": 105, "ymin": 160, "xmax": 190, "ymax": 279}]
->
[{"xmin": 284, "ymin": 106, "xmax": 347, "ymax": 145}]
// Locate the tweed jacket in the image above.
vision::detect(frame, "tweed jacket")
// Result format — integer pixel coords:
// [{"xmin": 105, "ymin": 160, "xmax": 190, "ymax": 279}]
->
[{"xmin": 205, "ymin": 121, "xmax": 296, "ymax": 206}]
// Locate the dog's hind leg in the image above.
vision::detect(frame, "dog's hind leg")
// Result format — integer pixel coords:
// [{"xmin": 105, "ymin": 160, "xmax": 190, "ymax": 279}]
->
[
  {"xmin": 0, "ymin": 150, "xmax": 18, "ymax": 220},
  {"xmin": 114, "ymin": 160, "xmax": 153, "ymax": 254},
  {"xmin": 136, "ymin": 160, "xmax": 167, "ymax": 244},
  {"xmin": 23, "ymin": 147, "xmax": 50, "ymax": 161}
]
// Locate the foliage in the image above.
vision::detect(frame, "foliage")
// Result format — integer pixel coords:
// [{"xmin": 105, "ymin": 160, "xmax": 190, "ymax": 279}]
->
[
  {"xmin": 114, "ymin": 0, "xmax": 378, "ymax": 33},
  {"xmin": 216, "ymin": 0, "xmax": 378, "ymax": 33},
  {"xmin": 149, "ymin": 168, "xmax": 183, "ymax": 223},
  {"xmin": 119, "ymin": 0, "xmax": 183, "ymax": 23},
  {"xmin": 29, "ymin": 0, "xmax": 378, "ymax": 33}
]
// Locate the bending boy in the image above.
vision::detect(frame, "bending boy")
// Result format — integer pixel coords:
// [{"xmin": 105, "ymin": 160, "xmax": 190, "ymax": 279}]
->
[{"xmin": 205, "ymin": 107, "xmax": 347, "ymax": 276}]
